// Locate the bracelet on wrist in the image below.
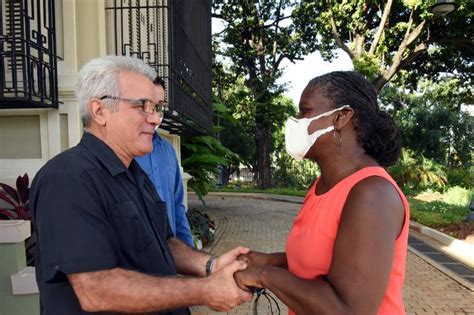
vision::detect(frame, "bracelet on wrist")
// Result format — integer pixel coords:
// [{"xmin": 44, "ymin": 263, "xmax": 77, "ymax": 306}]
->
[{"xmin": 205, "ymin": 256, "xmax": 216, "ymax": 277}]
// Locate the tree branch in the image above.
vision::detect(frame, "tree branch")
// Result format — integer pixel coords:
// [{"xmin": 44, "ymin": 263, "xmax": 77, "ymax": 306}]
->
[
  {"xmin": 397, "ymin": 42, "xmax": 428, "ymax": 71},
  {"xmin": 369, "ymin": 0, "xmax": 393, "ymax": 55},
  {"xmin": 262, "ymin": 16, "xmax": 292, "ymax": 28},
  {"xmin": 405, "ymin": 20, "xmax": 427, "ymax": 47},
  {"xmin": 375, "ymin": 12, "xmax": 428, "ymax": 92},
  {"xmin": 211, "ymin": 13, "xmax": 224, "ymax": 19},
  {"xmin": 271, "ymin": 0, "xmax": 284, "ymax": 70},
  {"xmin": 327, "ymin": 5, "xmax": 354, "ymax": 58},
  {"xmin": 273, "ymin": 54, "xmax": 285, "ymax": 73}
]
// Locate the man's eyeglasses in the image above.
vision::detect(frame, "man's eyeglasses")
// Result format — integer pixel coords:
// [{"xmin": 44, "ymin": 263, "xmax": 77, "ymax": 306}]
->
[{"xmin": 100, "ymin": 95, "xmax": 169, "ymax": 117}]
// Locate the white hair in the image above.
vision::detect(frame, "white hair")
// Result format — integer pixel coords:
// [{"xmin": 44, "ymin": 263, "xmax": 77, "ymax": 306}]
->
[{"xmin": 75, "ymin": 55, "xmax": 157, "ymax": 128}]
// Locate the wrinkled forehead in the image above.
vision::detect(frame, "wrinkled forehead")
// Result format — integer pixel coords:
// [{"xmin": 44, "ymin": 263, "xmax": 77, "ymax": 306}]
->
[{"xmin": 118, "ymin": 72, "xmax": 159, "ymax": 102}]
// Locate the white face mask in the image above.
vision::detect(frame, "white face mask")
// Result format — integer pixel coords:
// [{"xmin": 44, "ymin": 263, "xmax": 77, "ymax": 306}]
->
[{"xmin": 285, "ymin": 105, "xmax": 350, "ymax": 160}]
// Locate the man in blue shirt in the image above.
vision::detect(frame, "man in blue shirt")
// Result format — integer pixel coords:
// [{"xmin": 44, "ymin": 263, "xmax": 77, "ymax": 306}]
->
[{"xmin": 136, "ymin": 77, "xmax": 194, "ymax": 247}]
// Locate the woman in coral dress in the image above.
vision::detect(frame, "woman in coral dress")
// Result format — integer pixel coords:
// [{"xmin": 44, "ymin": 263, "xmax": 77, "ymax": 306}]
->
[{"xmin": 235, "ymin": 71, "xmax": 409, "ymax": 315}]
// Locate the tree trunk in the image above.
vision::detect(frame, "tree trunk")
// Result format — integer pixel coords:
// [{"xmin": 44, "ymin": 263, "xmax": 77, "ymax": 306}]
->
[
  {"xmin": 221, "ymin": 166, "xmax": 231, "ymax": 186},
  {"xmin": 255, "ymin": 123, "xmax": 272, "ymax": 189}
]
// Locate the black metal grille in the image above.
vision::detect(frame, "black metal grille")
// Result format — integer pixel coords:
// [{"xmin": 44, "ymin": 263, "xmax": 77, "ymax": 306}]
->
[
  {"xmin": 0, "ymin": 0, "xmax": 59, "ymax": 109},
  {"xmin": 105, "ymin": 0, "xmax": 212, "ymax": 135}
]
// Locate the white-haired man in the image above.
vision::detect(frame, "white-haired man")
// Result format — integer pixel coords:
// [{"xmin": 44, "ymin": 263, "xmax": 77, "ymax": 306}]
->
[{"xmin": 30, "ymin": 55, "xmax": 252, "ymax": 314}]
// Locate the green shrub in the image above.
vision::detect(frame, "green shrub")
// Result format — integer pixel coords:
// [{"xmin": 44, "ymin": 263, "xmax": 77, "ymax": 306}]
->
[
  {"xmin": 181, "ymin": 134, "xmax": 240, "ymax": 203},
  {"xmin": 409, "ymin": 198, "xmax": 470, "ymax": 227},
  {"xmin": 388, "ymin": 149, "xmax": 447, "ymax": 195},
  {"xmin": 210, "ymin": 185, "xmax": 307, "ymax": 197},
  {"xmin": 187, "ymin": 208, "xmax": 215, "ymax": 248},
  {"xmin": 272, "ymin": 152, "xmax": 320, "ymax": 190},
  {"xmin": 409, "ymin": 186, "xmax": 472, "ymax": 228},
  {"xmin": 441, "ymin": 186, "xmax": 473, "ymax": 207},
  {"xmin": 446, "ymin": 167, "xmax": 472, "ymax": 189}
]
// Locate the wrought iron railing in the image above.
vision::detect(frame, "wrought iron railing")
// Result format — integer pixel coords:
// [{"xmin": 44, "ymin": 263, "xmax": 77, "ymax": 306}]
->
[
  {"xmin": 105, "ymin": 0, "xmax": 212, "ymax": 135},
  {"xmin": 0, "ymin": 0, "xmax": 59, "ymax": 109}
]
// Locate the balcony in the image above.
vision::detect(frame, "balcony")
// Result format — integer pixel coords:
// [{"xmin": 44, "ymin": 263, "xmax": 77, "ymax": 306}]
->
[
  {"xmin": 105, "ymin": 0, "xmax": 212, "ymax": 135},
  {"xmin": 0, "ymin": 0, "xmax": 59, "ymax": 109}
]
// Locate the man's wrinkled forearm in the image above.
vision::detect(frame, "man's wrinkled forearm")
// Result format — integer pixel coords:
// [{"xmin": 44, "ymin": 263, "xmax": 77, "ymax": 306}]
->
[{"xmin": 68, "ymin": 268, "xmax": 208, "ymax": 313}]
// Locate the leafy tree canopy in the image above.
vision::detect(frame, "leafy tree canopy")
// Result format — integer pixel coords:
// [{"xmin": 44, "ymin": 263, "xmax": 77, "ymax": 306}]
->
[
  {"xmin": 293, "ymin": 0, "xmax": 473, "ymax": 92},
  {"xmin": 212, "ymin": 1, "xmax": 315, "ymax": 188},
  {"xmin": 380, "ymin": 77, "xmax": 473, "ymax": 167}
]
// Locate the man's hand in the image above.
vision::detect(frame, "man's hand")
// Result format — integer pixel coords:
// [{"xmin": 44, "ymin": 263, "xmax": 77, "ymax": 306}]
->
[
  {"xmin": 237, "ymin": 250, "xmax": 271, "ymax": 268},
  {"xmin": 212, "ymin": 246, "xmax": 250, "ymax": 273},
  {"xmin": 203, "ymin": 260, "xmax": 253, "ymax": 311},
  {"xmin": 234, "ymin": 266, "xmax": 265, "ymax": 292}
]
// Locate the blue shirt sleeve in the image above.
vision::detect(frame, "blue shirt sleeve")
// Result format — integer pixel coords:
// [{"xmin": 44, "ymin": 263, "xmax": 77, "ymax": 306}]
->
[
  {"xmin": 135, "ymin": 134, "xmax": 195, "ymax": 247},
  {"xmin": 172, "ymin": 162, "xmax": 195, "ymax": 247}
]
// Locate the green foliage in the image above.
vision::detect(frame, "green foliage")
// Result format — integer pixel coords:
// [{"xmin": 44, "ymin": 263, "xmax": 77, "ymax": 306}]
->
[
  {"xmin": 381, "ymin": 78, "xmax": 473, "ymax": 168},
  {"xmin": 409, "ymin": 186, "xmax": 472, "ymax": 227},
  {"xmin": 352, "ymin": 53, "xmax": 381, "ymax": 81},
  {"xmin": 210, "ymin": 185, "xmax": 307, "ymax": 197},
  {"xmin": 187, "ymin": 208, "xmax": 215, "ymax": 247},
  {"xmin": 388, "ymin": 149, "xmax": 447, "ymax": 194},
  {"xmin": 446, "ymin": 168, "xmax": 473, "ymax": 189},
  {"xmin": 214, "ymin": 78, "xmax": 256, "ymax": 171},
  {"xmin": 409, "ymin": 186, "xmax": 472, "ymax": 228},
  {"xmin": 181, "ymin": 109, "xmax": 240, "ymax": 202},
  {"xmin": 213, "ymin": 68, "xmax": 297, "ymax": 186},
  {"xmin": 432, "ymin": 186, "xmax": 472, "ymax": 207},
  {"xmin": 409, "ymin": 198, "xmax": 469, "ymax": 227},
  {"xmin": 272, "ymin": 152, "xmax": 320, "ymax": 190},
  {"xmin": 293, "ymin": 0, "xmax": 473, "ymax": 91},
  {"xmin": 213, "ymin": 0, "xmax": 322, "ymax": 188}
]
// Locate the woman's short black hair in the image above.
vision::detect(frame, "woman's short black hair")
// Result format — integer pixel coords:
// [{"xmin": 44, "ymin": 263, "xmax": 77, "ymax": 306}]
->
[{"xmin": 307, "ymin": 71, "xmax": 401, "ymax": 167}]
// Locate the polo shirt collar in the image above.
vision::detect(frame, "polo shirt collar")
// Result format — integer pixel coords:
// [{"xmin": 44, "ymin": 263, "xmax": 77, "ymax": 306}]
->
[{"xmin": 80, "ymin": 132, "xmax": 128, "ymax": 177}]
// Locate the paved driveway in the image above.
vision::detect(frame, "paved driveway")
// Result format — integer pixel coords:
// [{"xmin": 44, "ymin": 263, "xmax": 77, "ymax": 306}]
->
[{"xmin": 189, "ymin": 194, "xmax": 474, "ymax": 315}]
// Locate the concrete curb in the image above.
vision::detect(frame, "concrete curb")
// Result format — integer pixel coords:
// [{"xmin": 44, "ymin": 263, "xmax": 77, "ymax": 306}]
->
[
  {"xmin": 409, "ymin": 221, "xmax": 474, "ymax": 269},
  {"xmin": 407, "ymin": 245, "xmax": 474, "ymax": 291}
]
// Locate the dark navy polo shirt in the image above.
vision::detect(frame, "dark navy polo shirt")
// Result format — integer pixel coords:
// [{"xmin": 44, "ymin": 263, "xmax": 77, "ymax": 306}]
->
[{"xmin": 30, "ymin": 132, "xmax": 189, "ymax": 315}]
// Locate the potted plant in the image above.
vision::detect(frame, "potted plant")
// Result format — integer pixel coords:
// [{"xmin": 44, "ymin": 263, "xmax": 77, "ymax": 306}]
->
[
  {"xmin": 0, "ymin": 173, "xmax": 35, "ymax": 265},
  {"xmin": 187, "ymin": 208, "xmax": 215, "ymax": 249}
]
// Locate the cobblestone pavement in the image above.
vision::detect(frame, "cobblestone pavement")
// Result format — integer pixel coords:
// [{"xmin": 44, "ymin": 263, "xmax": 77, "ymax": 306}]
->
[{"xmin": 189, "ymin": 194, "xmax": 474, "ymax": 315}]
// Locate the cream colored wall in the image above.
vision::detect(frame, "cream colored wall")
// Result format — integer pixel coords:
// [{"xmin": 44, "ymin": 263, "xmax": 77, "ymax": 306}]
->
[
  {"xmin": 0, "ymin": 115, "xmax": 42, "ymax": 159},
  {"xmin": 158, "ymin": 130, "xmax": 191, "ymax": 210},
  {"xmin": 158, "ymin": 129, "xmax": 181, "ymax": 161}
]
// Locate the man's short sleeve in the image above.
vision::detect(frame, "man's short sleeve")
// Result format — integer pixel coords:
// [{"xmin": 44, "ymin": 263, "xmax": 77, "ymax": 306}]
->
[{"xmin": 33, "ymin": 171, "xmax": 117, "ymax": 282}]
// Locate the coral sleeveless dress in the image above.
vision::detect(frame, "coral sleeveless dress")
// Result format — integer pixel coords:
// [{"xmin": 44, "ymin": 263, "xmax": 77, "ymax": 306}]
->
[{"xmin": 286, "ymin": 167, "xmax": 409, "ymax": 314}]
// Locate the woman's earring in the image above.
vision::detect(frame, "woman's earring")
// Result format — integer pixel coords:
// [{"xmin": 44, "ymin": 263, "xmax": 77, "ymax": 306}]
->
[{"xmin": 333, "ymin": 129, "xmax": 342, "ymax": 147}]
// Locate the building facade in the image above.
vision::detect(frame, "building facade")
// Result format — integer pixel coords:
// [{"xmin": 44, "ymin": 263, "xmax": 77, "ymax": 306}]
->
[
  {"xmin": 0, "ymin": 0, "xmax": 212, "ymax": 184},
  {"xmin": 0, "ymin": 1, "xmax": 212, "ymax": 313}
]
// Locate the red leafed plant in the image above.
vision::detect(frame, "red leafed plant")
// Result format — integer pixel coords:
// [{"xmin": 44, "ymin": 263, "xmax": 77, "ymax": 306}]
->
[{"xmin": 0, "ymin": 173, "xmax": 31, "ymax": 220}]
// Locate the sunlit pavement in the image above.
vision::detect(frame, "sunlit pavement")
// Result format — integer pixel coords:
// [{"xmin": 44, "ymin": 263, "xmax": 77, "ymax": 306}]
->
[{"xmin": 189, "ymin": 194, "xmax": 474, "ymax": 315}]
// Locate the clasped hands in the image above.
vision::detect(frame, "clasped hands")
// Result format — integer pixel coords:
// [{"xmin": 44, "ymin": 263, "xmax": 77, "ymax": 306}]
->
[
  {"xmin": 234, "ymin": 250, "xmax": 269, "ymax": 292},
  {"xmin": 206, "ymin": 247, "xmax": 269, "ymax": 311}
]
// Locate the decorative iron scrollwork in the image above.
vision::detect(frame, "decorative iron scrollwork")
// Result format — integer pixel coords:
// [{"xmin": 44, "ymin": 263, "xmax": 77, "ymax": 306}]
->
[
  {"xmin": 0, "ymin": 0, "xmax": 59, "ymax": 109},
  {"xmin": 105, "ymin": 0, "xmax": 212, "ymax": 135}
]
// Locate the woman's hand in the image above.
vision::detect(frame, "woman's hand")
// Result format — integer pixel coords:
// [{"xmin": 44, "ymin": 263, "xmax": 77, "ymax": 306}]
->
[
  {"xmin": 213, "ymin": 246, "xmax": 250, "ymax": 273},
  {"xmin": 237, "ymin": 250, "xmax": 271, "ymax": 268},
  {"xmin": 233, "ymin": 266, "xmax": 265, "ymax": 292}
]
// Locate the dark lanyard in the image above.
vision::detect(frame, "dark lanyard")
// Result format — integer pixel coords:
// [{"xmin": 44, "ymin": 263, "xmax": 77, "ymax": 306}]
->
[{"xmin": 252, "ymin": 288, "xmax": 281, "ymax": 315}]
